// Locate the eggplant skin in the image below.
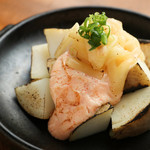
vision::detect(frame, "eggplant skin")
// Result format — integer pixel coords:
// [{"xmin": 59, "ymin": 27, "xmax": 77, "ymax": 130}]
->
[{"xmin": 110, "ymin": 104, "xmax": 150, "ymax": 139}]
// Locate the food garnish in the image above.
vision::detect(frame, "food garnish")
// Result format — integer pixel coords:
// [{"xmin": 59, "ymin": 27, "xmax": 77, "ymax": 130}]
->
[{"xmin": 78, "ymin": 12, "xmax": 110, "ymax": 50}]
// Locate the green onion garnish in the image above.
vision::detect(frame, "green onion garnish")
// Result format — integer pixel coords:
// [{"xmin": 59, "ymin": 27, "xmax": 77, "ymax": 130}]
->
[{"xmin": 78, "ymin": 12, "xmax": 110, "ymax": 51}]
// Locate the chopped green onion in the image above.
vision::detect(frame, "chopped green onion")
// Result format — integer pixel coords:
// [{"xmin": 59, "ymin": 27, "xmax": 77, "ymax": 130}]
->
[{"xmin": 78, "ymin": 12, "xmax": 110, "ymax": 50}]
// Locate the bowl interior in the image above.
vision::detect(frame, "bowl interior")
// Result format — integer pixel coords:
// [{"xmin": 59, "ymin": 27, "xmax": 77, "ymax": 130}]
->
[{"xmin": 0, "ymin": 7, "xmax": 150, "ymax": 150}]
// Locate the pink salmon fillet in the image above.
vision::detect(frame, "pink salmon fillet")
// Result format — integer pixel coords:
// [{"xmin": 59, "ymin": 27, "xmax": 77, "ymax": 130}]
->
[{"xmin": 48, "ymin": 51, "xmax": 121, "ymax": 140}]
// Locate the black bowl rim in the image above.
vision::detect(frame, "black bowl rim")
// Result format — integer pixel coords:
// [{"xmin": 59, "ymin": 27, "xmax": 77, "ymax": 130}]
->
[{"xmin": 0, "ymin": 6, "xmax": 150, "ymax": 150}]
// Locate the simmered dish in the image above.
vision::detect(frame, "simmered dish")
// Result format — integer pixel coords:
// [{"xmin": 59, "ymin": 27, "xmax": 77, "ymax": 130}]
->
[{"xmin": 15, "ymin": 12, "xmax": 150, "ymax": 141}]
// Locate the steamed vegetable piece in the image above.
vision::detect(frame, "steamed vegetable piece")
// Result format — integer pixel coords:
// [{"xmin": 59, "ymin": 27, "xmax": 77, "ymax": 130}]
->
[
  {"xmin": 124, "ymin": 59, "xmax": 150, "ymax": 91},
  {"xmin": 66, "ymin": 56, "xmax": 104, "ymax": 80},
  {"xmin": 44, "ymin": 28, "xmax": 69, "ymax": 58},
  {"xmin": 54, "ymin": 23, "xmax": 79, "ymax": 58},
  {"xmin": 110, "ymin": 87, "xmax": 150, "ymax": 139},
  {"xmin": 31, "ymin": 44, "xmax": 50, "ymax": 79},
  {"xmin": 44, "ymin": 23, "xmax": 79, "ymax": 59},
  {"xmin": 15, "ymin": 78, "xmax": 55, "ymax": 119},
  {"xmin": 69, "ymin": 104, "xmax": 113, "ymax": 141}
]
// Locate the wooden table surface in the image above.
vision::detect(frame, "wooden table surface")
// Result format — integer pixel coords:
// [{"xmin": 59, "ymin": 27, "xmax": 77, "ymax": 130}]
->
[{"xmin": 0, "ymin": 0, "xmax": 150, "ymax": 149}]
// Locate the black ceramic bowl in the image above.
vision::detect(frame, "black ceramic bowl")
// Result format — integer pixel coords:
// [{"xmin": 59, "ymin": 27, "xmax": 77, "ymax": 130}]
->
[{"xmin": 0, "ymin": 7, "xmax": 150, "ymax": 150}]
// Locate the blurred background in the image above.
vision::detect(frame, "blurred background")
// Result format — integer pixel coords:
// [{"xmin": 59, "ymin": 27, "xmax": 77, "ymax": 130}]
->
[
  {"xmin": 0, "ymin": 0, "xmax": 150, "ymax": 30},
  {"xmin": 0, "ymin": 0, "xmax": 149, "ymax": 149}
]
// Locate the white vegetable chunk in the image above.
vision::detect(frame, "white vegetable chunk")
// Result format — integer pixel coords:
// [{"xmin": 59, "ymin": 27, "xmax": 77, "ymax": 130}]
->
[
  {"xmin": 54, "ymin": 23, "xmax": 79, "ymax": 58},
  {"xmin": 110, "ymin": 87, "xmax": 150, "ymax": 139},
  {"xmin": 69, "ymin": 104, "xmax": 113, "ymax": 141},
  {"xmin": 15, "ymin": 78, "xmax": 54, "ymax": 119},
  {"xmin": 124, "ymin": 59, "xmax": 150, "ymax": 91},
  {"xmin": 44, "ymin": 28, "xmax": 69, "ymax": 58},
  {"xmin": 31, "ymin": 44, "xmax": 50, "ymax": 79}
]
